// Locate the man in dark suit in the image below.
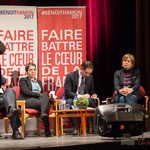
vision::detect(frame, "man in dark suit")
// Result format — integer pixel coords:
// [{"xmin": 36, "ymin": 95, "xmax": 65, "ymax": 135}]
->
[
  {"xmin": 0, "ymin": 41, "xmax": 23, "ymax": 139},
  {"xmin": 64, "ymin": 61, "xmax": 97, "ymax": 135}
]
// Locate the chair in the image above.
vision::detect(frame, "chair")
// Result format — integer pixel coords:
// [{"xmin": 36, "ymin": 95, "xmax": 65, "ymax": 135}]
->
[
  {"xmin": 50, "ymin": 87, "xmax": 64, "ymax": 136},
  {"xmin": 105, "ymin": 86, "xmax": 150, "ymax": 131},
  {"xmin": 13, "ymin": 86, "xmax": 56, "ymax": 137}
]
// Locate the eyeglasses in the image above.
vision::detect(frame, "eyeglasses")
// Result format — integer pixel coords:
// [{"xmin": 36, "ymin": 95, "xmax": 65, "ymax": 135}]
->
[{"xmin": 83, "ymin": 70, "xmax": 92, "ymax": 75}]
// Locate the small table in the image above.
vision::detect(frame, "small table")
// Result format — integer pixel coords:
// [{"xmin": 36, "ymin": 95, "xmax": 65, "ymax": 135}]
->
[{"xmin": 55, "ymin": 109, "xmax": 96, "ymax": 136}]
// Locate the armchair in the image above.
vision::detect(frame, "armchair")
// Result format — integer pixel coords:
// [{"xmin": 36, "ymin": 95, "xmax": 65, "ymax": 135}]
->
[{"xmin": 13, "ymin": 86, "xmax": 56, "ymax": 137}]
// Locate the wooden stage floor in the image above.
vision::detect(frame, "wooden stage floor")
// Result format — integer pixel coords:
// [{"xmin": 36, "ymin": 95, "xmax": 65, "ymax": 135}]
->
[{"xmin": 0, "ymin": 132, "xmax": 150, "ymax": 150}]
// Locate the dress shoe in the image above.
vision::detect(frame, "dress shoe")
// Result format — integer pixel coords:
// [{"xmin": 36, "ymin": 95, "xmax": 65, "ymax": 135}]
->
[
  {"xmin": 44, "ymin": 125, "xmax": 52, "ymax": 137},
  {"xmin": 45, "ymin": 129, "xmax": 52, "ymax": 137},
  {"xmin": 8, "ymin": 108, "xmax": 20, "ymax": 119},
  {"xmin": 12, "ymin": 131, "xmax": 24, "ymax": 140},
  {"xmin": 73, "ymin": 128, "xmax": 78, "ymax": 135}
]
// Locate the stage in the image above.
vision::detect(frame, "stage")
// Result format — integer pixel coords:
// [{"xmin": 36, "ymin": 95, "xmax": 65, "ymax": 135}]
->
[{"xmin": 0, "ymin": 132, "xmax": 150, "ymax": 150}]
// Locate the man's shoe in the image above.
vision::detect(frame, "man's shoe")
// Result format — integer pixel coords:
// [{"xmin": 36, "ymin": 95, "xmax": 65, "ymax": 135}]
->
[
  {"xmin": 12, "ymin": 131, "xmax": 24, "ymax": 140},
  {"xmin": 8, "ymin": 108, "xmax": 20, "ymax": 119},
  {"xmin": 45, "ymin": 129, "xmax": 52, "ymax": 137},
  {"xmin": 73, "ymin": 128, "xmax": 78, "ymax": 135}
]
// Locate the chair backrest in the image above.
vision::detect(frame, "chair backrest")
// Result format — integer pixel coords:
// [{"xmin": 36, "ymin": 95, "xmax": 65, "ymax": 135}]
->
[
  {"xmin": 12, "ymin": 86, "xmax": 20, "ymax": 100},
  {"xmin": 56, "ymin": 87, "xmax": 65, "ymax": 99},
  {"xmin": 139, "ymin": 86, "xmax": 145, "ymax": 97}
]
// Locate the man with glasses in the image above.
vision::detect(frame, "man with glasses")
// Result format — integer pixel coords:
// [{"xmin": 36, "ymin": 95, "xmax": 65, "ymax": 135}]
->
[{"xmin": 64, "ymin": 61, "xmax": 97, "ymax": 135}]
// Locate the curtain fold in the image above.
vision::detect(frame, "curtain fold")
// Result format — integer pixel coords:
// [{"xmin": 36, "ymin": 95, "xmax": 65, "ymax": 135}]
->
[
  {"xmin": 78, "ymin": 0, "xmax": 136, "ymax": 99},
  {"xmin": 136, "ymin": 0, "xmax": 150, "ymax": 95}
]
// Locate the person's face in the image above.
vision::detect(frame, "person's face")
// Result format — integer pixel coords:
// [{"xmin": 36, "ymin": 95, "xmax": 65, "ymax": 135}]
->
[
  {"xmin": 80, "ymin": 68, "xmax": 93, "ymax": 77},
  {"xmin": 122, "ymin": 58, "xmax": 133, "ymax": 70},
  {"xmin": 26, "ymin": 65, "xmax": 36, "ymax": 79}
]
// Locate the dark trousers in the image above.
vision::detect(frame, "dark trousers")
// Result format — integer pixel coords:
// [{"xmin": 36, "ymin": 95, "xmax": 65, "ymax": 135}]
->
[
  {"xmin": 66, "ymin": 98, "xmax": 96, "ymax": 129},
  {"xmin": 25, "ymin": 92, "xmax": 50, "ymax": 126},
  {"xmin": 0, "ymin": 88, "xmax": 21, "ymax": 131}
]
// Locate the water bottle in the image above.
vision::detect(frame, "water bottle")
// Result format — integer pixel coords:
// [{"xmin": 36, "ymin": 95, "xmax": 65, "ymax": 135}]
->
[
  {"xmin": 61, "ymin": 96, "xmax": 66, "ymax": 110},
  {"xmin": 73, "ymin": 96, "xmax": 78, "ymax": 109}
]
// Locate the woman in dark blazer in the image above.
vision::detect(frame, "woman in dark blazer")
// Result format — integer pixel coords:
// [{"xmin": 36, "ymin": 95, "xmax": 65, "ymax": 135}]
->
[
  {"xmin": 19, "ymin": 63, "xmax": 52, "ymax": 137},
  {"xmin": 114, "ymin": 54, "xmax": 142, "ymax": 103}
]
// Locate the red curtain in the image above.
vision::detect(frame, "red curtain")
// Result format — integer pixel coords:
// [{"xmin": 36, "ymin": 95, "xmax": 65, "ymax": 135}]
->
[
  {"xmin": 78, "ymin": 0, "xmax": 111, "ymax": 62},
  {"xmin": 78, "ymin": 0, "xmax": 136, "ymax": 99}
]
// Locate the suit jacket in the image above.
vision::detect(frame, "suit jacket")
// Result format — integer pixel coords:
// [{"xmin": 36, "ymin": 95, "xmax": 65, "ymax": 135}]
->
[
  {"xmin": 0, "ymin": 41, "xmax": 6, "ymax": 55},
  {"xmin": 18, "ymin": 76, "xmax": 44, "ymax": 100},
  {"xmin": 64, "ymin": 70, "xmax": 95, "ymax": 99},
  {"xmin": 114, "ymin": 69, "xmax": 142, "ymax": 98},
  {"xmin": 0, "ymin": 41, "xmax": 6, "ymax": 87}
]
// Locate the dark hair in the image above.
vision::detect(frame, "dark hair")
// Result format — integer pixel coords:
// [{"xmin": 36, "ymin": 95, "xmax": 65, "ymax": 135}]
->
[
  {"xmin": 25, "ymin": 63, "xmax": 36, "ymax": 72},
  {"xmin": 81, "ymin": 61, "xmax": 94, "ymax": 70}
]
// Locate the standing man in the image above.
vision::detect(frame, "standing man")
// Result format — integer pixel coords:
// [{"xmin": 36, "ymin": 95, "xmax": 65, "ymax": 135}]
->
[
  {"xmin": 0, "ymin": 41, "xmax": 23, "ymax": 139},
  {"xmin": 64, "ymin": 61, "xmax": 97, "ymax": 135}
]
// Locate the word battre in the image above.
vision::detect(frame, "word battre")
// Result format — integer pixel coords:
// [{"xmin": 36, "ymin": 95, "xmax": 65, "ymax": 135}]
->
[
  {"xmin": 42, "ymin": 41, "xmax": 82, "ymax": 51},
  {"xmin": 42, "ymin": 52, "xmax": 82, "ymax": 66}
]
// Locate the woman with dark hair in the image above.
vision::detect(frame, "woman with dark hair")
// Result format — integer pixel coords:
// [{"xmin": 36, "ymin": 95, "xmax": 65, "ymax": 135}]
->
[
  {"xmin": 114, "ymin": 54, "xmax": 142, "ymax": 103},
  {"xmin": 19, "ymin": 63, "xmax": 52, "ymax": 137}
]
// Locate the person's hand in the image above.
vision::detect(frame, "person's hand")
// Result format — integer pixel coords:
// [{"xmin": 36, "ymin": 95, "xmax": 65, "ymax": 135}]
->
[
  {"xmin": 125, "ymin": 87, "xmax": 133, "ymax": 95},
  {"xmin": 91, "ymin": 94, "xmax": 97, "ymax": 99},
  {"xmin": 119, "ymin": 88, "xmax": 127, "ymax": 96},
  {"xmin": 119, "ymin": 87, "xmax": 133, "ymax": 96}
]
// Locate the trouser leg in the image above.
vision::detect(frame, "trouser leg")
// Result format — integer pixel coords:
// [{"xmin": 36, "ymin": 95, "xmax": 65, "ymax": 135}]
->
[
  {"xmin": 26, "ymin": 92, "xmax": 50, "ymax": 115},
  {"xmin": 26, "ymin": 93, "xmax": 50, "ymax": 133},
  {"xmin": 2, "ymin": 88, "xmax": 16, "ymax": 113},
  {"xmin": 88, "ymin": 98, "xmax": 96, "ymax": 131},
  {"xmin": 9, "ymin": 116, "xmax": 22, "ymax": 131},
  {"xmin": 0, "ymin": 90, "xmax": 21, "ymax": 131},
  {"xmin": 40, "ymin": 92, "xmax": 50, "ymax": 115}
]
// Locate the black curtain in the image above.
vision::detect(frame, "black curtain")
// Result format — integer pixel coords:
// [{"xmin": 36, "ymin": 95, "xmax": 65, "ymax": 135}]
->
[{"xmin": 136, "ymin": 0, "xmax": 150, "ymax": 95}]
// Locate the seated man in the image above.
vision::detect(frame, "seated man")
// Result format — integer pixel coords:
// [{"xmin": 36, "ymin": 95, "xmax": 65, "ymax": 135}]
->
[
  {"xmin": 0, "ymin": 41, "xmax": 23, "ymax": 139},
  {"xmin": 0, "ymin": 77, "xmax": 23, "ymax": 139},
  {"xmin": 64, "ymin": 61, "xmax": 98, "ymax": 135}
]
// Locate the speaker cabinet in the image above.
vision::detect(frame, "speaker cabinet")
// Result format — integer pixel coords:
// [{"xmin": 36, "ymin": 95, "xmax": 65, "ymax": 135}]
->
[{"xmin": 95, "ymin": 103, "xmax": 146, "ymax": 137}]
